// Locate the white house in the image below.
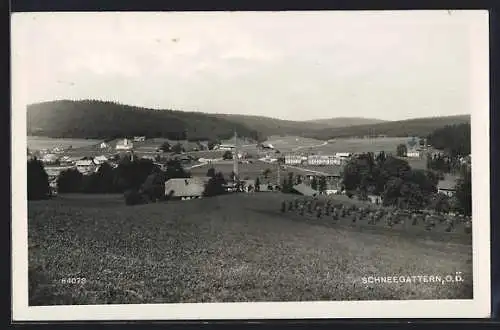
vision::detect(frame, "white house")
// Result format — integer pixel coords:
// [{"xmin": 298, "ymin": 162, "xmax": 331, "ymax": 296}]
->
[
  {"xmin": 94, "ymin": 155, "xmax": 108, "ymax": 165},
  {"xmin": 407, "ymin": 149, "xmax": 420, "ymax": 158},
  {"xmin": 115, "ymin": 138, "xmax": 134, "ymax": 151},
  {"xmin": 437, "ymin": 180, "xmax": 456, "ymax": 197},
  {"xmin": 333, "ymin": 152, "xmax": 351, "ymax": 165},
  {"xmin": 367, "ymin": 195, "xmax": 382, "ymax": 204},
  {"xmin": 100, "ymin": 142, "xmax": 110, "ymax": 149},
  {"xmin": 217, "ymin": 144, "xmax": 236, "ymax": 151},
  {"xmin": 133, "ymin": 136, "xmax": 146, "ymax": 142},
  {"xmin": 75, "ymin": 159, "xmax": 97, "ymax": 174},
  {"xmin": 41, "ymin": 153, "xmax": 59, "ymax": 164}
]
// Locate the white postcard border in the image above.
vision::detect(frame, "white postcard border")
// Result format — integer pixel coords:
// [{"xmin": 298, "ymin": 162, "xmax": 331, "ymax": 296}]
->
[{"xmin": 11, "ymin": 10, "xmax": 491, "ymax": 320}]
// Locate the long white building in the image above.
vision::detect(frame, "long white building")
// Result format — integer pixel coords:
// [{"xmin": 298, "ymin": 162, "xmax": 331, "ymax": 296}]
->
[
  {"xmin": 284, "ymin": 154, "xmax": 303, "ymax": 165},
  {"xmin": 307, "ymin": 155, "xmax": 336, "ymax": 166}
]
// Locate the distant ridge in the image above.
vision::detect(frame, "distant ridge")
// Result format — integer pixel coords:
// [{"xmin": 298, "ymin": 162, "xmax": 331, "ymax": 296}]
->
[
  {"xmin": 304, "ymin": 114, "xmax": 471, "ymax": 140},
  {"xmin": 26, "ymin": 99, "xmax": 470, "ymax": 141},
  {"xmin": 304, "ymin": 117, "xmax": 387, "ymax": 127}
]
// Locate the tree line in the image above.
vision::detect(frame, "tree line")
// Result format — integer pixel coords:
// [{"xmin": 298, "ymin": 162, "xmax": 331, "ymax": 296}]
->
[
  {"xmin": 426, "ymin": 123, "xmax": 471, "ymax": 158},
  {"xmin": 339, "ymin": 151, "xmax": 471, "ymax": 215},
  {"xmin": 303, "ymin": 115, "xmax": 470, "ymax": 140},
  {"xmin": 27, "ymin": 156, "xmax": 238, "ymax": 204}
]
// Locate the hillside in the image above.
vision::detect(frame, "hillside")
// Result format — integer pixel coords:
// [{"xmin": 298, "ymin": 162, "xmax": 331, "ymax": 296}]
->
[
  {"xmin": 27, "ymin": 100, "xmax": 264, "ymax": 142},
  {"xmin": 304, "ymin": 115, "xmax": 471, "ymax": 140},
  {"xmin": 27, "ymin": 100, "xmax": 470, "ymax": 142},
  {"xmin": 212, "ymin": 113, "xmax": 331, "ymax": 137},
  {"xmin": 28, "ymin": 193, "xmax": 472, "ymax": 305},
  {"xmin": 305, "ymin": 117, "xmax": 387, "ymax": 127}
]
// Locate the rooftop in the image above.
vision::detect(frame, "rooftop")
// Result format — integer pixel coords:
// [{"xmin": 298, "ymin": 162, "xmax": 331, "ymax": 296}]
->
[{"xmin": 437, "ymin": 176, "xmax": 458, "ymax": 191}]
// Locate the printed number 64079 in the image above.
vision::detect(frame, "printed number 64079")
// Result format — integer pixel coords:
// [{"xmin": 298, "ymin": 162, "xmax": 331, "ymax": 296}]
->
[{"xmin": 60, "ymin": 277, "xmax": 86, "ymax": 284}]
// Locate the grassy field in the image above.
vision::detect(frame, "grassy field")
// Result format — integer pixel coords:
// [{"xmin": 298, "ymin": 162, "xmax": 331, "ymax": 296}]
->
[
  {"xmin": 28, "ymin": 193, "xmax": 472, "ymax": 305},
  {"xmin": 303, "ymin": 137, "xmax": 410, "ymax": 154},
  {"xmin": 190, "ymin": 161, "xmax": 276, "ymax": 181}
]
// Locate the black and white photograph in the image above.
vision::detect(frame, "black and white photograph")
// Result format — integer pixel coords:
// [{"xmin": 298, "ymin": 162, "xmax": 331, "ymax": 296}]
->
[{"xmin": 11, "ymin": 10, "xmax": 490, "ymax": 320}]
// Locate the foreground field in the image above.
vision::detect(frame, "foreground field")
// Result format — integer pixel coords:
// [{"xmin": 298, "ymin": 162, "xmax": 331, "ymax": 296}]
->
[{"xmin": 28, "ymin": 193, "xmax": 473, "ymax": 305}]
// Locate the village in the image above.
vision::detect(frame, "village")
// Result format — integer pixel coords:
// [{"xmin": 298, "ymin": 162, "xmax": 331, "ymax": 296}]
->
[{"xmin": 27, "ymin": 133, "xmax": 470, "ymax": 206}]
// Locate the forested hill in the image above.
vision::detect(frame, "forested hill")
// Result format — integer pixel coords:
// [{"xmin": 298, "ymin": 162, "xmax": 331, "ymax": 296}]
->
[
  {"xmin": 27, "ymin": 100, "xmax": 264, "ymax": 142},
  {"xmin": 303, "ymin": 115, "xmax": 471, "ymax": 140}
]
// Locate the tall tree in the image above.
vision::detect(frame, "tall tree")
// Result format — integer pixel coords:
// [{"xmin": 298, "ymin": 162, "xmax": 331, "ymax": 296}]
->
[
  {"xmin": 57, "ymin": 168, "xmax": 83, "ymax": 193},
  {"xmin": 318, "ymin": 176, "xmax": 327, "ymax": 194},
  {"xmin": 396, "ymin": 144, "xmax": 408, "ymax": 157},
  {"xmin": 171, "ymin": 143, "xmax": 184, "ymax": 154},
  {"xmin": 203, "ymin": 171, "xmax": 227, "ymax": 197},
  {"xmin": 206, "ymin": 167, "xmax": 216, "ymax": 178},
  {"xmin": 27, "ymin": 158, "xmax": 50, "ymax": 200},
  {"xmin": 159, "ymin": 141, "xmax": 171, "ymax": 152},
  {"xmin": 311, "ymin": 176, "xmax": 318, "ymax": 191},
  {"xmin": 455, "ymin": 167, "xmax": 472, "ymax": 216}
]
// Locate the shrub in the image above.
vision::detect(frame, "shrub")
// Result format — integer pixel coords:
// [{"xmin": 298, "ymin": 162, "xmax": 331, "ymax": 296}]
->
[{"xmin": 124, "ymin": 189, "xmax": 148, "ymax": 206}]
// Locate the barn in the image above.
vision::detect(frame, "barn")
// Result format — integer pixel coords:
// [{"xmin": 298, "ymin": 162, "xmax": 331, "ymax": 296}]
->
[{"xmin": 164, "ymin": 177, "xmax": 211, "ymax": 200}]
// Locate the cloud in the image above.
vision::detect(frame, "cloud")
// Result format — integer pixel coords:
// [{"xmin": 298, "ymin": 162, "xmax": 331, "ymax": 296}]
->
[{"xmin": 11, "ymin": 11, "xmax": 484, "ymax": 120}]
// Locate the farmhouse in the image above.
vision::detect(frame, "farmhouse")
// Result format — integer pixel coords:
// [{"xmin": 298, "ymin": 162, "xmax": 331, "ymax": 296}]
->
[
  {"xmin": 239, "ymin": 179, "xmax": 256, "ymax": 192},
  {"xmin": 133, "ymin": 136, "xmax": 146, "ymax": 142},
  {"xmin": 115, "ymin": 138, "xmax": 134, "ymax": 151},
  {"xmin": 99, "ymin": 142, "xmax": 110, "ymax": 149},
  {"xmin": 93, "ymin": 155, "xmax": 108, "ymax": 165},
  {"xmin": 407, "ymin": 149, "xmax": 420, "ymax": 158},
  {"xmin": 258, "ymin": 184, "xmax": 276, "ymax": 192},
  {"xmin": 291, "ymin": 183, "xmax": 319, "ymax": 197},
  {"xmin": 41, "ymin": 153, "xmax": 59, "ymax": 164},
  {"xmin": 460, "ymin": 154, "xmax": 472, "ymax": 165},
  {"xmin": 437, "ymin": 178, "xmax": 457, "ymax": 197},
  {"xmin": 367, "ymin": 194, "xmax": 382, "ymax": 204},
  {"xmin": 75, "ymin": 159, "xmax": 97, "ymax": 174},
  {"xmin": 216, "ymin": 144, "xmax": 236, "ymax": 151},
  {"xmin": 164, "ymin": 177, "xmax": 210, "ymax": 200}
]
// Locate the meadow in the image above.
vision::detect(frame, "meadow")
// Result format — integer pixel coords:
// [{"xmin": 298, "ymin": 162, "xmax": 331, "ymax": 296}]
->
[
  {"xmin": 301, "ymin": 137, "xmax": 410, "ymax": 154},
  {"xmin": 27, "ymin": 136, "xmax": 103, "ymax": 151},
  {"xmin": 28, "ymin": 193, "xmax": 472, "ymax": 305}
]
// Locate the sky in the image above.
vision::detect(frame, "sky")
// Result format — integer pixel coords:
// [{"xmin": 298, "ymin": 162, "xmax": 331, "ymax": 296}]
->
[{"xmin": 11, "ymin": 11, "xmax": 486, "ymax": 121}]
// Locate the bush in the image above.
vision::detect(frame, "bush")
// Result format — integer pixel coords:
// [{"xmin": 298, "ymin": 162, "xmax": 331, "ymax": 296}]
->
[
  {"xmin": 124, "ymin": 189, "xmax": 148, "ymax": 206},
  {"xmin": 57, "ymin": 168, "xmax": 83, "ymax": 193}
]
